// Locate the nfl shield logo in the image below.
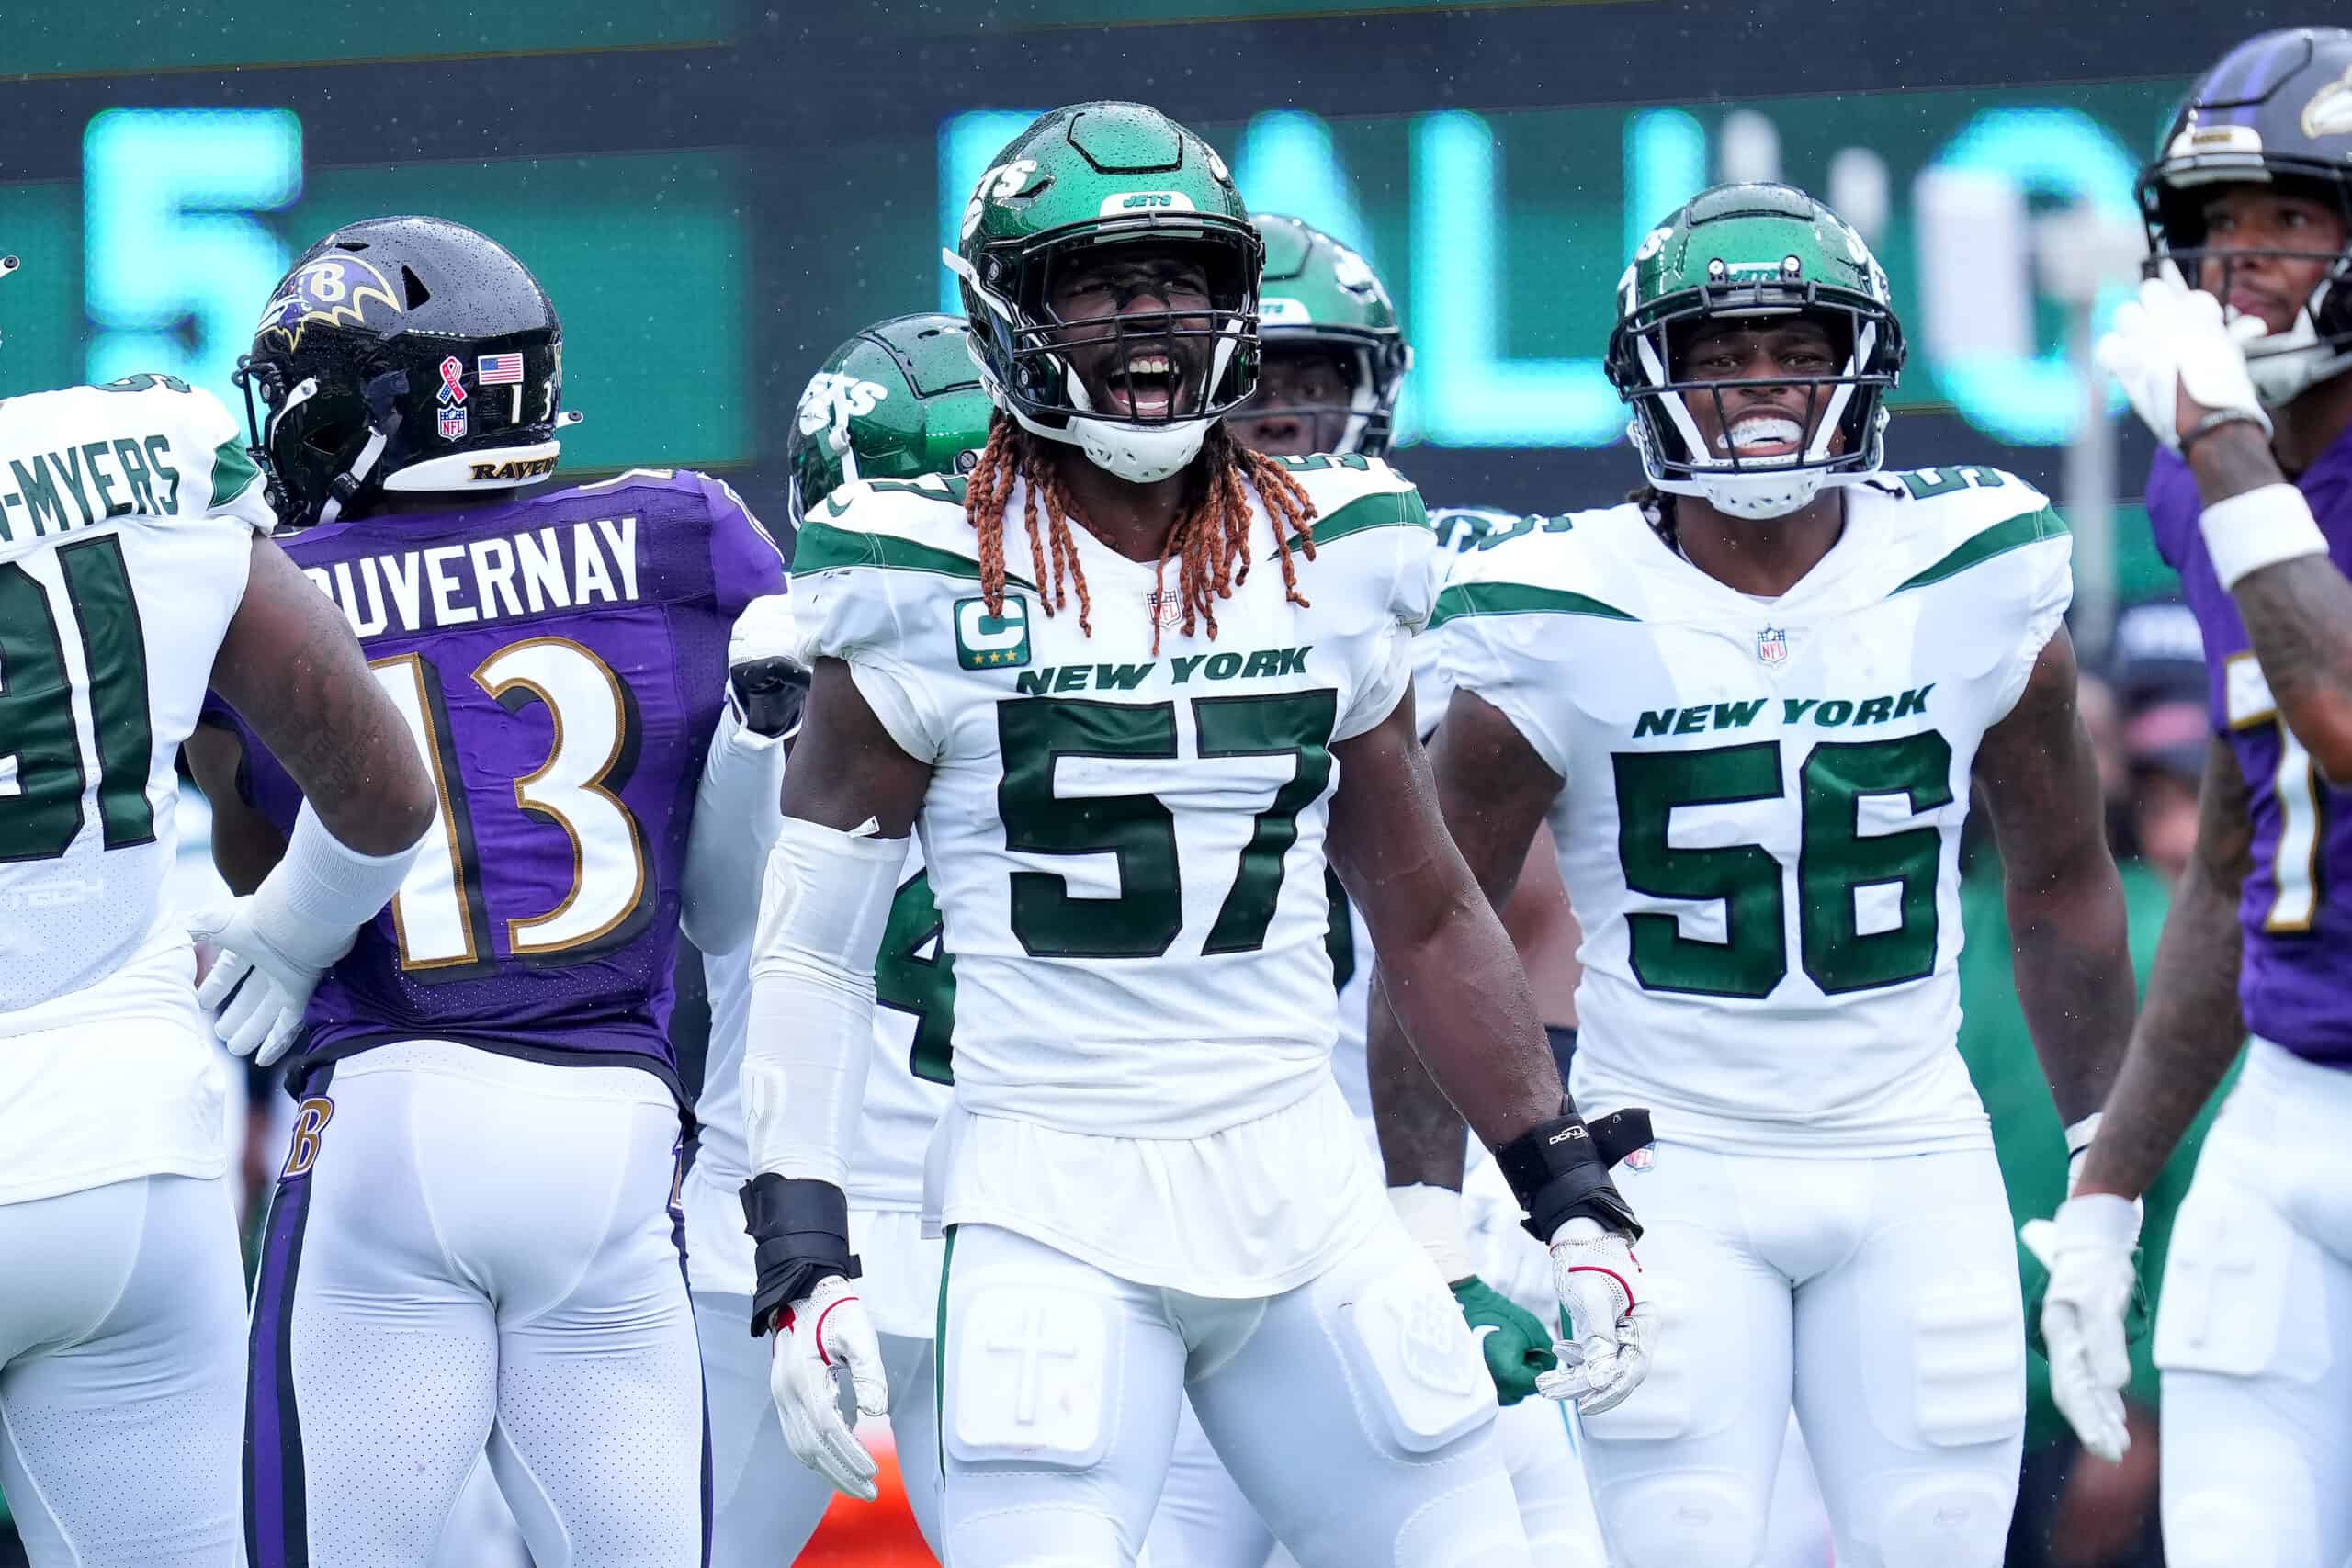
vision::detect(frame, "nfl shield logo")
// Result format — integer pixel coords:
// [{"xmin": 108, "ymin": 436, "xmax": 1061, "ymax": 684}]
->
[
  {"xmin": 1147, "ymin": 587, "xmax": 1183, "ymax": 629},
  {"xmin": 1756, "ymin": 625, "xmax": 1789, "ymax": 667},
  {"xmin": 1623, "ymin": 1145, "xmax": 1656, "ymax": 1172},
  {"xmin": 437, "ymin": 407, "xmax": 468, "ymax": 440}
]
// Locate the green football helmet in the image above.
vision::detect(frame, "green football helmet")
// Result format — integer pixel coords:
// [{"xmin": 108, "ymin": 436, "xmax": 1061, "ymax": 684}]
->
[
  {"xmin": 787, "ymin": 313, "xmax": 996, "ymax": 527},
  {"xmin": 1606, "ymin": 182, "xmax": 1904, "ymax": 519},
  {"xmin": 947, "ymin": 101, "xmax": 1261, "ymax": 484},
  {"xmin": 1247, "ymin": 214, "xmax": 1409, "ymax": 457}
]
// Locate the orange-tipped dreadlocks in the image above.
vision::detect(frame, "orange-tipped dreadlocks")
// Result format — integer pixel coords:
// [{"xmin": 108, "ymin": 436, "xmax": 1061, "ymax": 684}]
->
[{"xmin": 966, "ymin": 413, "xmax": 1320, "ymax": 653}]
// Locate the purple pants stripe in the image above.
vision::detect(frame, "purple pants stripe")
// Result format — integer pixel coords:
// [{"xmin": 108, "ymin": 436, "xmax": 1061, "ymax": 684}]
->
[
  {"xmin": 668, "ymin": 1128, "xmax": 713, "ymax": 1568},
  {"xmin": 244, "ymin": 1168, "xmax": 313, "ymax": 1568}
]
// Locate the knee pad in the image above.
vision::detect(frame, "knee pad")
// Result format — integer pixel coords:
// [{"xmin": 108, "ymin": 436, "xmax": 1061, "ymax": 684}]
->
[
  {"xmin": 1872, "ymin": 1471, "xmax": 2013, "ymax": 1568},
  {"xmin": 1391, "ymin": 1471, "xmax": 1533, "ymax": 1568},
  {"xmin": 1597, "ymin": 1472, "xmax": 1763, "ymax": 1568},
  {"xmin": 1335, "ymin": 1265, "xmax": 1494, "ymax": 1455},
  {"xmin": 2165, "ymin": 1486, "xmax": 2299, "ymax": 1568},
  {"xmin": 950, "ymin": 1502, "xmax": 1125, "ymax": 1568},
  {"xmin": 1909, "ymin": 1274, "xmax": 2025, "ymax": 1448},
  {"xmin": 2162, "ymin": 1423, "xmax": 2319, "ymax": 1568},
  {"xmin": 944, "ymin": 1279, "xmax": 1115, "ymax": 1469}
]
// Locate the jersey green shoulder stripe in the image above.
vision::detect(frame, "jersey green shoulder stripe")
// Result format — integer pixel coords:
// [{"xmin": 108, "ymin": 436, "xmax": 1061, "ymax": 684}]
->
[
  {"xmin": 1295, "ymin": 486, "xmax": 1429, "ymax": 547},
  {"xmin": 791, "ymin": 519, "xmax": 1037, "ymax": 591},
  {"xmin": 208, "ymin": 436, "xmax": 261, "ymax": 511},
  {"xmin": 1891, "ymin": 506, "xmax": 2069, "ymax": 596},
  {"xmin": 1428, "ymin": 580, "xmax": 1637, "ymax": 629}
]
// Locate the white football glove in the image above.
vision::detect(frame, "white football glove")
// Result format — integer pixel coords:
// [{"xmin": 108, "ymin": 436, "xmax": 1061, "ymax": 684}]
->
[
  {"xmin": 2096, "ymin": 263, "xmax": 2274, "ymax": 451},
  {"xmin": 769, "ymin": 1273, "xmax": 889, "ymax": 1502},
  {"xmin": 186, "ymin": 898, "xmax": 351, "ymax": 1066},
  {"xmin": 1537, "ymin": 1220, "xmax": 1657, "ymax": 1416},
  {"xmin": 2020, "ymin": 1194, "xmax": 2141, "ymax": 1464}
]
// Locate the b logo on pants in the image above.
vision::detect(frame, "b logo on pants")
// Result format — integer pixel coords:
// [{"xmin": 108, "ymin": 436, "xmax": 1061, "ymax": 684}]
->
[{"xmin": 282, "ymin": 1097, "xmax": 334, "ymax": 1180}]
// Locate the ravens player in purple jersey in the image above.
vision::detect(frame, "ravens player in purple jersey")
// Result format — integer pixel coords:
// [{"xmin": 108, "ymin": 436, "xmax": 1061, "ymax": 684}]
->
[
  {"xmin": 184, "ymin": 217, "xmax": 789, "ymax": 1568},
  {"xmin": 2030, "ymin": 27, "xmax": 2352, "ymax": 1568}
]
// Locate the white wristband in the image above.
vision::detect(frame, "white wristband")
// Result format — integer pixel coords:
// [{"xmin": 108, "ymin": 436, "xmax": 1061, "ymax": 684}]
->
[
  {"xmin": 1388, "ymin": 1184, "xmax": 1475, "ymax": 1284},
  {"xmin": 2064, "ymin": 1111, "xmax": 2103, "ymax": 1160},
  {"xmin": 2054, "ymin": 1191, "xmax": 2141, "ymax": 1249},
  {"xmin": 250, "ymin": 805, "xmax": 423, "ymax": 969},
  {"xmin": 2200, "ymin": 482, "xmax": 2327, "ymax": 590}
]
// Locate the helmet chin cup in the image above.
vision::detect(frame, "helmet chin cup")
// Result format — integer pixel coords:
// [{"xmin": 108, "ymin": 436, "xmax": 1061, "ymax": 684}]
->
[
  {"xmin": 1644, "ymin": 463, "xmax": 1835, "ymax": 520},
  {"xmin": 1689, "ymin": 468, "xmax": 1832, "ymax": 519},
  {"xmin": 1010, "ymin": 401, "xmax": 1210, "ymax": 484},
  {"xmin": 1629, "ymin": 413, "xmax": 1855, "ymax": 520}
]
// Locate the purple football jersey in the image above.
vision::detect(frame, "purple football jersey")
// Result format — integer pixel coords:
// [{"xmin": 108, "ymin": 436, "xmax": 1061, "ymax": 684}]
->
[
  {"xmin": 2147, "ymin": 430, "xmax": 2352, "ymax": 1066},
  {"xmin": 209, "ymin": 469, "xmax": 782, "ymax": 1097}
]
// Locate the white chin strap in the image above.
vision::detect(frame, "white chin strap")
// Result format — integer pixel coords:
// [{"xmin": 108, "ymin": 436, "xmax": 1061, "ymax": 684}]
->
[
  {"xmin": 1011, "ymin": 402, "xmax": 1210, "ymax": 484},
  {"xmin": 383, "ymin": 439, "xmax": 563, "ymax": 492},
  {"xmin": 2245, "ymin": 277, "xmax": 2352, "ymax": 407}
]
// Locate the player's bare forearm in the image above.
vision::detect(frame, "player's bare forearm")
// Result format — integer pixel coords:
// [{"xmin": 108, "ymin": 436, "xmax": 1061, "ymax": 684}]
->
[
  {"xmin": 2192, "ymin": 423, "xmax": 2352, "ymax": 779},
  {"xmin": 2003, "ymin": 859, "xmax": 2136, "ymax": 1123},
  {"xmin": 1365, "ymin": 980, "xmax": 1470, "ymax": 1190},
  {"xmin": 1341, "ymin": 690, "xmax": 1566, "ymax": 1157},
  {"xmin": 1974, "ymin": 626, "xmax": 2133, "ymax": 1121},
  {"xmin": 210, "ymin": 536, "xmax": 433, "ymax": 856},
  {"xmin": 2076, "ymin": 739, "xmax": 2253, "ymax": 1200},
  {"xmin": 183, "ymin": 722, "xmax": 289, "ymax": 895}
]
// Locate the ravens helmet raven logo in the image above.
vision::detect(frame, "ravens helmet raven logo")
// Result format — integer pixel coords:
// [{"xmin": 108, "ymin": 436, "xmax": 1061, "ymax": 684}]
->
[{"xmin": 254, "ymin": 254, "xmax": 402, "ymax": 353}]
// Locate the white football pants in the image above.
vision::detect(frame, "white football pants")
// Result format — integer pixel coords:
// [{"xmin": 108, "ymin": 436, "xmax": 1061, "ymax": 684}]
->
[
  {"xmin": 245, "ymin": 1042, "xmax": 706, "ymax": 1568},
  {"xmin": 695, "ymin": 1302, "xmax": 941, "ymax": 1567},
  {"xmin": 2156, "ymin": 1036, "xmax": 2352, "ymax": 1568},
  {"xmin": 1580, "ymin": 1142, "xmax": 2023, "ymax": 1568},
  {"xmin": 0, "ymin": 1173, "xmax": 245, "ymax": 1568},
  {"xmin": 940, "ymin": 1217, "xmax": 1529, "ymax": 1568},
  {"xmin": 1146, "ymin": 1157, "xmax": 1610, "ymax": 1568}
]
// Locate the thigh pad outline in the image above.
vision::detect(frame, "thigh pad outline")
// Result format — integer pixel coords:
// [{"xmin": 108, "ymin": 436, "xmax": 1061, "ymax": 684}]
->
[
  {"xmin": 1334, "ymin": 1265, "xmax": 1496, "ymax": 1456},
  {"xmin": 946, "ymin": 1276, "xmax": 1117, "ymax": 1469}
]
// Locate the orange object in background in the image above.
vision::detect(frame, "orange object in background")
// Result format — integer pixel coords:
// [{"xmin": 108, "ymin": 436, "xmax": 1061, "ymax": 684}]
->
[{"xmin": 796, "ymin": 1439, "xmax": 935, "ymax": 1567}]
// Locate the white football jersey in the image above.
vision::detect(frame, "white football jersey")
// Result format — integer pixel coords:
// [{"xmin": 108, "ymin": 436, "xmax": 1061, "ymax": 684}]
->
[
  {"xmin": 790, "ymin": 455, "xmax": 1433, "ymax": 1292},
  {"xmin": 0, "ymin": 377, "xmax": 274, "ymax": 1201},
  {"xmin": 1435, "ymin": 469, "xmax": 2072, "ymax": 1156}
]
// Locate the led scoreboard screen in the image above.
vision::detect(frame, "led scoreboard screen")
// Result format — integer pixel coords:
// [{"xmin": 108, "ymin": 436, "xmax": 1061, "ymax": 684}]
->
[{"xmin": 0, "ymin": 0, "xmax": 2278, "ymax": 526}]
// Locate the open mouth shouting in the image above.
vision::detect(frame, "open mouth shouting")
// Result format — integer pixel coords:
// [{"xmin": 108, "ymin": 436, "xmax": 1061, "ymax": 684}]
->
[
  {"xmin": 1106, "ymin": 346, "xmax": 1187, "ymax": 420},
  {"xmin": 1721, "ymin": 412, "xmax": 1806, "ymax": 463}
]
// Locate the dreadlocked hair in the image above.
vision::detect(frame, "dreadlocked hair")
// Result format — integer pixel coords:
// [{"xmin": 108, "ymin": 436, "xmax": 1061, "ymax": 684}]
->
[
  {"xmin": 1629, "ymin": 481, "xmax": 1680, "ymax": 555},
  {"xmin": 964, "ymin": 413, "xmax": 1320, "ymax": 654}
]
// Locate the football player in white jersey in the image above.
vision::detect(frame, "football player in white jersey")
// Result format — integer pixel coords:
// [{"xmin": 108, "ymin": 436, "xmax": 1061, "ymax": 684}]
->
[
  {"xmin": 0, "ymin": 367, "xmax": 433, "ymax": 1565},
  {"xmin": 1368, "ymin": 183, "xmax": 2138, "ymax": 1568},
  {"xmin": 685, "ymin": 311, "xmax": 990, "ymax": 1565},
  {"xmin": 741, "ymin": 102, "xmax": 1651, "ymax": 1568},
  {"xmin": 1144, "ymin": 212, "xmax": 1606, "ymax": 1568}
]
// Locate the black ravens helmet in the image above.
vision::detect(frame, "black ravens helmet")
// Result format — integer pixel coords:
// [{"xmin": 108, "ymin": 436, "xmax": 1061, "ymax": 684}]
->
[
  {"xmin": 2143, "ymin": 27, "xmax": 2352, "ymax": 405},
  {"xmin": 235, "ymin": 216, "xmax": 564, "ymax": 528}
]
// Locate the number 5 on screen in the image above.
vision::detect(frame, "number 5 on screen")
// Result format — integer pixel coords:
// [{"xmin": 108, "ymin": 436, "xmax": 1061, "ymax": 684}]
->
[{"xmin": 84, "ymin": 108, "xmax": 302, "ymax": 401}]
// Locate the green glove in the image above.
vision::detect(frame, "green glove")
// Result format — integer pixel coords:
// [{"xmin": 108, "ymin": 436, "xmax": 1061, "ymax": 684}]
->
[{"xmin": 1450, "ymin": 1275, "xmax": 1558, "ymax": 1406}]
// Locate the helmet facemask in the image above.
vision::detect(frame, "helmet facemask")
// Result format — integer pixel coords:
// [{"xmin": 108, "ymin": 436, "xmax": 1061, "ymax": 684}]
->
[
  {"xmin": 1613, "ymin": 278, "xmax": 1899, "ymax": 521},
  {"xmin": 2145, "ymin": 170, "xmax": 2352, "ymax": 408},
  {"xmin": 232, "ymin": 350, "xmax": 410, "ymax": 530},
  {"xmin": 1233, "ymin": 332, "xmax": 1411, "ymax": 457},
  {"xmin": 953, "ymin": 226, "xmax": 1261, "ymax": 484}
]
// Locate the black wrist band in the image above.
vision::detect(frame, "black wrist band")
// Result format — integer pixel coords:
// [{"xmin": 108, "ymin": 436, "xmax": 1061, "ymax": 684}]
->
[
  {"xmin": 1494, "ymin": 1106, "xmax": 1644, "ymax": 1245},
  {"xmin": 740, "ymin": 1173, "xmax": 861, "ymax": 1337},
  {"xmin": 2179, "ymin": 408, "xmax": 2267, "ymax": 461}
]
